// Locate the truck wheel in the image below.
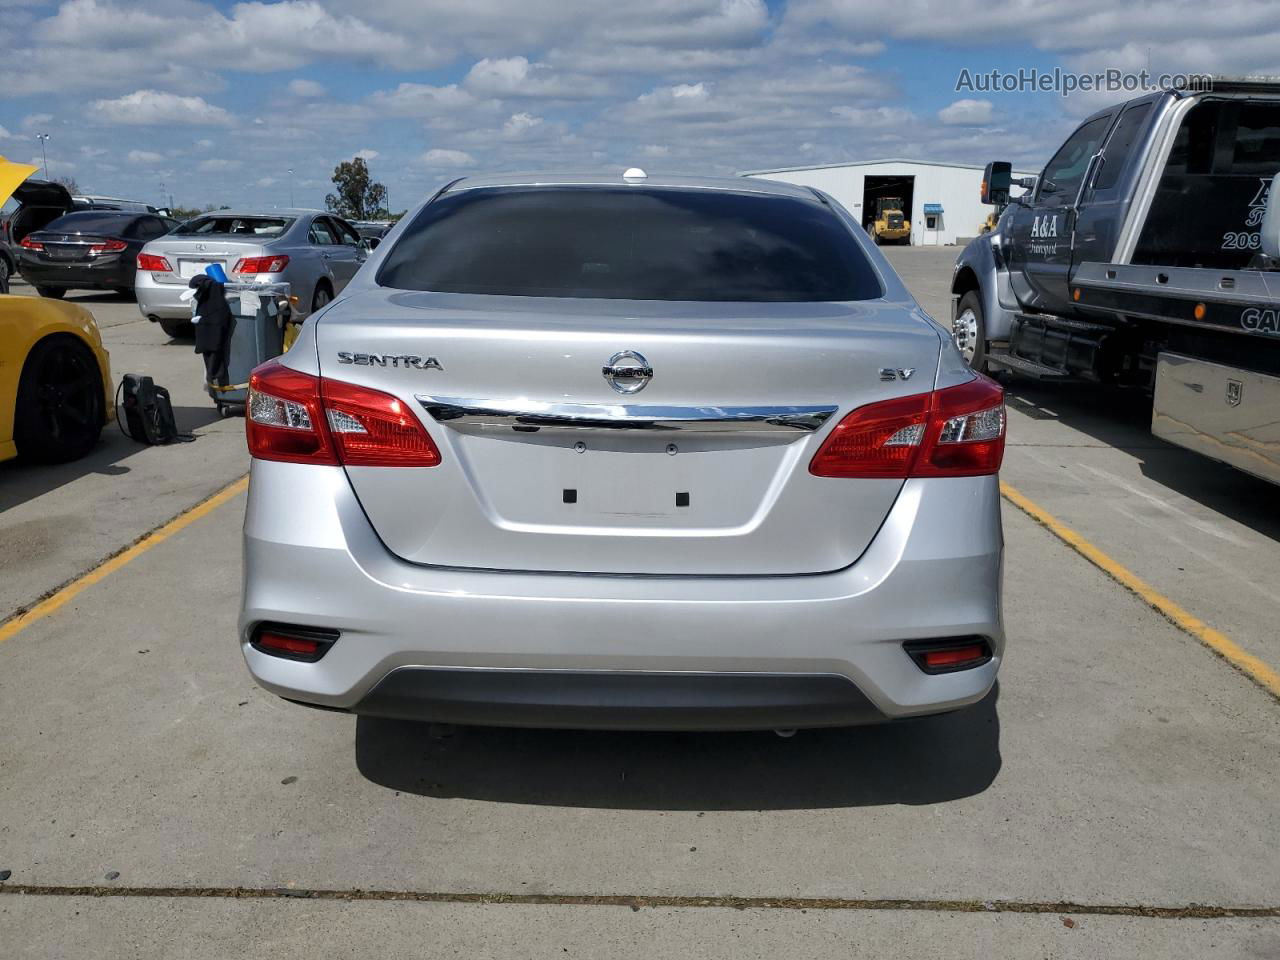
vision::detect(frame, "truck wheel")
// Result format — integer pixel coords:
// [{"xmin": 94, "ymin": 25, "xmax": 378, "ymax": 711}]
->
[
  {"xmin": 952, "ymin": 291, "xmax": 988, "ymax": 372},
  {"xmin": 13, "ymin": 336, "xmax": 105, "ymax": 463},
  {"xmin": 159, "ymin": 319, "xmax": 194, "ymax": 339}
]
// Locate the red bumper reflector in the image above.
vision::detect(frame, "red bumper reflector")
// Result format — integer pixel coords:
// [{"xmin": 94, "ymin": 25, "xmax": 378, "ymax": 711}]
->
[
  {"xmin": 250, "ymin": 624, "xmax": 339, "ymax": 662},
  {"xmin": 903, "ymin": 638, "xmax": 993, "ymax": 674}
]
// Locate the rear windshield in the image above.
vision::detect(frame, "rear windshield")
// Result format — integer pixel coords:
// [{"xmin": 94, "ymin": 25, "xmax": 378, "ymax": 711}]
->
[
  {"xmin": 172, "ymin": 216, "xmax": 293, "ymax": 237},
  {"xmin": 377, "ymin": 187, "xmax": 882, "ymax": 301},
  {"xmin": 43, "ymin": 212, "xmax": 137, "ymax": 233}
]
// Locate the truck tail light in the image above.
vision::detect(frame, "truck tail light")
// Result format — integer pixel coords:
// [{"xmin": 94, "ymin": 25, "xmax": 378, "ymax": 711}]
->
[
  {"xmin": 233, "ymin": 255, "xmax": 290, "ymax": 274},
  {"xmin": 810, "ymin": 376, "xmax": 1005, "ymax": 479},
  {"xmin": 137, "ymin": 253, "xmax": 172, "ymax": 272},
  {"xmin": 247, "ymin": 361, "xmax": 441, "ymax": 467}
]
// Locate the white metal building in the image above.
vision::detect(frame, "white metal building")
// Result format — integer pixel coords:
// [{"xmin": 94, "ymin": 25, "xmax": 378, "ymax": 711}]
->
[{"xmin": 742, "ymin": 158, "xmax": 1036, "ymax": 247}]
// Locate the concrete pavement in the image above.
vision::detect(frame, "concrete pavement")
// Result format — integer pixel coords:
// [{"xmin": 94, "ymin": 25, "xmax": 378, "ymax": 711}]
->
[{"xmin": 1, "ymin": 257, "xmax": 1278, "ymax": 957}]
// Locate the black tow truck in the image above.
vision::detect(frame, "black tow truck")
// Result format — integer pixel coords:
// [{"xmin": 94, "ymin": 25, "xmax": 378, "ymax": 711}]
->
[{"xmin": 951, "ymin": 80, "xmax": 1280, "ymax": 485}]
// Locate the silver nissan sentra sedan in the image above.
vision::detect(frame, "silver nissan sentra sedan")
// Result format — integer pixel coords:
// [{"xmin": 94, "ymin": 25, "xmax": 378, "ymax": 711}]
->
[{"xmin": 239, "ymin": 171, "xmax": 1006, "ymax": 732}]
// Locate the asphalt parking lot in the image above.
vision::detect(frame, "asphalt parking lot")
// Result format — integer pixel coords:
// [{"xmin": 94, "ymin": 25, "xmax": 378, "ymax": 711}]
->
[{"xmin": 2, "ymin": 251, "xmax": 1278, "ymax": 958}]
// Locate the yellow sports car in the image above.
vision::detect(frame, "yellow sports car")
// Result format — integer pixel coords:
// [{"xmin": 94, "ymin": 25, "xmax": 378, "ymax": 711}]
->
[{"xmin": 1, "ymin": 157, "xmax": 112, "ymax": 463}]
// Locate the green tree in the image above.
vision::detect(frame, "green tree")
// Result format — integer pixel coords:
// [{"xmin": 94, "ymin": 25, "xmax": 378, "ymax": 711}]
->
[{"xmin": 325, "ymin": 157, "xmax": 387, "ymax": 221}]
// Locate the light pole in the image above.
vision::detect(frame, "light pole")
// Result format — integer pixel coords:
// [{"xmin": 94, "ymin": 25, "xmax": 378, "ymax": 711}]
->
[
  {"xmin": 36, "ymin": 133, "xmax": 51, "ymax": 179},
  {"xmin": 288, "ymin": 168, "xmax": 294, "ymax": 208}
]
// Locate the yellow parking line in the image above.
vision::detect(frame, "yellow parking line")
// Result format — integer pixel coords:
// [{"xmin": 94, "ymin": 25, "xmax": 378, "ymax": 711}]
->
[
  {"xmin": 0, "ymin": 474, "xmax": 249, "ymax": 646},
  {"xmin": 1001, "ymin": 481, "xmax": 1280, "ymax": 701}
]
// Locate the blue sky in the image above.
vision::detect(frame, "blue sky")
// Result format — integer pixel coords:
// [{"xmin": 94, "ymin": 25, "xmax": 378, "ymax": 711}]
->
[{"xmin": 2, "ymin": 0, "xmax": 1276, "ymax": 212}]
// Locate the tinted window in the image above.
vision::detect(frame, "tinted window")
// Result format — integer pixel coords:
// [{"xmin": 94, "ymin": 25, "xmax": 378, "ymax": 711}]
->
[
  {"xmin": 378, "ymin": 187, "xmax": 882, "ymax": 302},
  {"xmin": 43, "ymin": 212, "xmax": 136, "ymax": 234},
  {"xmin": 172, "ymin": 216, "xmax": 293, "ymax": 237},
  {"xmin": 1094, "ymin": 104, "xmax": 1152, "ymax": 191},
  {"xmin": 1039, "ymin": 116, "xmax": 1111, "ymax": 202},
  {"xmin": 1231, "ymin": 102, "xmax": 1280, "ymax": 176}
]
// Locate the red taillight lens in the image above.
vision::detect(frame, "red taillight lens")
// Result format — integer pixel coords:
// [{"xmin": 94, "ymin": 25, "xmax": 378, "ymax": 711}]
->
[
  {"xmin": 233, "ymin": 255, "xmax": 290, "ymax": 274},
  {"xmin": 20, "ymin": 236, "xmax": 43, "ymax": 251},
  {"xmin": 246, "ymin": 361, "xmax": 441, "ymax": 467},
  {"xmin": 321, "ymin": 378, "xmax": 443, "ymax": 467},
  {"xmin": 809, "ymin": 376, "xmax": 1005, "ymax": 479},
  {"xmin": 89, "ymin": 238, "xmax": 128, "ymax": 254},
  {"xmin": 137, "ymin": 253, "xmax": 172, "ymax": 272},
  {"xmin": 247, "ymin": 362, "xmax": 336, "ymax": 465}
]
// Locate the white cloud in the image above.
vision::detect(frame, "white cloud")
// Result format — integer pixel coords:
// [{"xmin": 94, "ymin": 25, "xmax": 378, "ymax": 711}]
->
[
  {"xmin": 198, "ymin": 158, "xmax": 241, "ymax": 171},
  {"xmin": 367, "ymin": 82, "xmax": 481, "ymax": 117},
  {"xmin": 127, "ymin": 149, "xmax": 164, "ymax": 164},
  {"xmin": 91, "ymin": 89, "xmax": 232, "ymax": 126},
  {"xmin": 255, "ymin": 177, "xmax": 277, "ymax": 188},
  {"xmin": 465, "ymin": 56, "xmax": 608, "ymax": 99},
  {"xmin": 0, "ymin": 125, "xmax": 11, "ymax": 139},
  {"xmin": 288, "ymin": 78, "xmax": 326, "ymax": 98},
  {"xmin": 354, "ymin": 148, "xmax": 380, "ymax": 161},
  {"xmin": 419, "ymin": 148, "xmax": 475, "ymax": 168},
  {"xmin": 641, "ymin": 144, "xmax": 670, "ymax": 157},
  {"xmin": 22, "ymin": 113, "xmax": 52, "ymax": 131},
  {"xmin": 502, "ymin": 112, "xmax": 543, "ymax": 137},
  {"xmin": 938, "ymin": 98, "xmax": 994, "ymax": 126}
]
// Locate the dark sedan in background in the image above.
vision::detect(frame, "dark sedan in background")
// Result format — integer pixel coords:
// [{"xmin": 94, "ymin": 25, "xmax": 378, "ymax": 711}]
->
[{"xmin": 17, "ymin": 210, "xmax": 177, "ymax": 299}]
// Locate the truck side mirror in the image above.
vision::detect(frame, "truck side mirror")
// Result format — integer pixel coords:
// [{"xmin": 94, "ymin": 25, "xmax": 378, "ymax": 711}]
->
[
  {"xmin": 1261, "ymin": 177, "xmax": 1280, "ymax": 260},
  {"xmin": 981, "ymin": 162, "xmax": 1012, "ymax": 206}
]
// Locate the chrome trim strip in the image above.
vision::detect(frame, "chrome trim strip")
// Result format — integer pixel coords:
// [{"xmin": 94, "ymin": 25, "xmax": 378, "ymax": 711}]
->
[{"xmin": 417, "ymin": 397, "xmax": 838, "ymax": 434}]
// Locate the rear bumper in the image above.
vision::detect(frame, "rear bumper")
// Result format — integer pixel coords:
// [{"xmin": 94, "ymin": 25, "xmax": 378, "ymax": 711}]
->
[
  {"xmin": 352, "ymin": 667, "xmax": 886, "ymax": 730},
  {"xmin": 135, "ymin": 270, "xmax": 190, "ymax": 319},
  {"xmin": 18, "ymin": 258, "xmax": 132, "ymax": 288},
  {"xmin": 240, "ymin": 462, "xmax": 1005, "ymax": 730}
]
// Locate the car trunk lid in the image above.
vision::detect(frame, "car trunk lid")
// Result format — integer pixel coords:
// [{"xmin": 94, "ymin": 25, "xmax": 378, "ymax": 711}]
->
[
  {"xmin": 144, "ymin": 237, "xmax": 265, "ymax": 280},
  {"xmin": 315, "ymin": 290, "xmax": 942, "ymax": 576}
]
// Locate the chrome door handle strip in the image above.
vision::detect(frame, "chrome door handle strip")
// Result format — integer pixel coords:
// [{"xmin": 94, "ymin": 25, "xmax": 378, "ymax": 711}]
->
[{"xmin": 417, "ymin": 397, "xmax": 838, "ymax": 434}]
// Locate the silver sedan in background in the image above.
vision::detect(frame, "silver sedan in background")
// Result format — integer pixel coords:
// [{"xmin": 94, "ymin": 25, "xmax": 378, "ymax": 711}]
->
[{"xmin": 135, "ymin": 209, "xmax": 367, "ymax": 338}]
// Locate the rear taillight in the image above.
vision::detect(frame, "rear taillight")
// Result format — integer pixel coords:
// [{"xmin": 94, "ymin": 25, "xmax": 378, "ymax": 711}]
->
[
  {"xmin": 247, "ymin": 360, "xmax": 441, "ymax": 467},
  {"xmin": 20, "ymin": 236, "xmax": 43, "ymax": 251},
  {"xmin": 233, "ymin": 255, "xmax": 290, "ymax": 274},
  {"xmin": 89, "ymin": 238, "xmax": 128, "ymax": 254},
  {"xmin": 137, "ymin": 253, "xmax": 172, "ymax": 272},
  {"xmin": 810, "ymin": 375, "xmax": 1005, "ymax": 479}
]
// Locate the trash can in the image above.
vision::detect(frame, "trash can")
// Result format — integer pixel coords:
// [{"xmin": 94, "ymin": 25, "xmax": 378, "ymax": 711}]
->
[{"xmin": 204, "ymin": 282, "xmax": 292, "ymax": 415}]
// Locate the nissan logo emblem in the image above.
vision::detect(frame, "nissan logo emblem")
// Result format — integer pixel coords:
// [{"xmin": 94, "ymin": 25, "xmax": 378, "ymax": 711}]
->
[{"xmin": 602, "ymin": 350, "xmax": 653, "ymax": 395}]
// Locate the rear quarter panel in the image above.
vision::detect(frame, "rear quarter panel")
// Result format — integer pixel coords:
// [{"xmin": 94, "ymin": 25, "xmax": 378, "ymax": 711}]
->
[{"xmin": 0, "ymin": 295, "xmax": 112, "ymax": 458}]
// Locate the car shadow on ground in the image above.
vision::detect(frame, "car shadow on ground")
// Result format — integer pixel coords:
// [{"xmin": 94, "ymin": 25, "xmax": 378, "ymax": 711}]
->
[
  {"xmin": 354, "ymin": 685, "xmax": 1001, "ymax": 810},
  {"xmin": 1003, "ymin": 377, "xmax": 1280, "ymax": 543},
  {"xmin": 0, "ymin": 405, "xmax": 223, "ymax": 513}
]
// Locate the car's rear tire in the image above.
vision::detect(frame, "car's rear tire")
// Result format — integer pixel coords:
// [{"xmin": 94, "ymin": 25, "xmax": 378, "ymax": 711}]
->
[
  {"xmin": 159, "ymin": 318, "xmax": 194, "ymax": 339},
  {"xmin": 952, "ymin": 290, "xmax": 988, "ymax": 372},
  {"xmin": 36, "ymin": 286, "xmax": 67, "ymax": 299},
  {"xmin": 13, "ymin": 336, "xmax": 105, "ymax": 463},
  {"xmin": 312, "ymin": 283, "xmax": 333, "ymax": 313}
]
